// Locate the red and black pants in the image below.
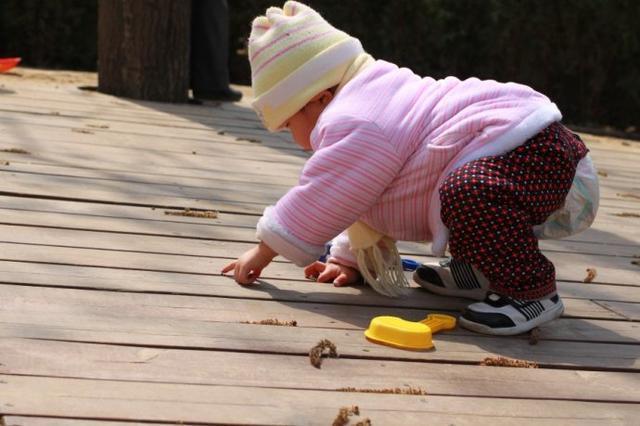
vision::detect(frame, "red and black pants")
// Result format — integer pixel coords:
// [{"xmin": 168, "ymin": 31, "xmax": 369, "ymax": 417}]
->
[{"xmin": 440, "ymin": 123, "xmax": 588, "ymax": 300}]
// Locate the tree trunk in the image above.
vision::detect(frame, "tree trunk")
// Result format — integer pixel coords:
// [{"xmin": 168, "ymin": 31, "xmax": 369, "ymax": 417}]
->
[{"xmin": 98, "ymin": 0, "xmax": 190, "ymax": 102}]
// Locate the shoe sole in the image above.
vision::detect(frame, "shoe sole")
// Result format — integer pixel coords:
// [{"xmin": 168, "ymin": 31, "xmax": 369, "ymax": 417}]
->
[
  {"xmin": 413, "ymin": 270, "xmax": 487, "ymax": 301},
  {"xmin": 459, "ymin": 300, "xmax": 565, "ymax": 336}
]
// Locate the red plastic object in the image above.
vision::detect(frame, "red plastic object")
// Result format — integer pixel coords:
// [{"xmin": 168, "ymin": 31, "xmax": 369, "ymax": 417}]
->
[{"xmin": 0, "ymin": 57, "xmax": 21, "ymax": 73}]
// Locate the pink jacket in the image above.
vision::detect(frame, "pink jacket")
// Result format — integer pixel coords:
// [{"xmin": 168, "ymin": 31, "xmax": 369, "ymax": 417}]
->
[{"xmin": 257, "ymin": 60, "xmax": 562, "ymax": 267}]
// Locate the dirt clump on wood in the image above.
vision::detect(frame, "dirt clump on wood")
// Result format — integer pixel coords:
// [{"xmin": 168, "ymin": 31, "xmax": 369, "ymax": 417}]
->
[
  {"xmin": 613, "ymin": 212, "xmax": 640, "ymax": 218},
  {"xmin": 338, "ymin": 386, "xmax": 427, "ymax": 396},
  {"xmin": 241, "ymin": 319, "xmax": 297, "ymax": 327},
  {"xmin": 528, "ymin": 327, "xmax": 541, "ymax": 345},
  {"xmin": 597, "ymin": 170, "xmax": 608, "ymax": 177},
  {"xmin": 236, "ymin": 137, "xmax": 262, "ymax": 143},
  {"xmin": 309, "ymin": 338, "xmax": 338, "ymax": 369},
  {"xmin": 583, "ymin": 268, "xmax": 597, "ymax": 283},
  {"xmin": 164, "ymin": 208, "xmax": 218, "ymax": 219},
  {"xmin": 617, "ymin": 192, "xmax": 640, "ymax": 200},
  {"xmin": 332, "ymin": 406, "xmax": 370, "ymax": 426},
  {"xmin": 71, "ymin": 128, "xmax": 94, "ymax": 134},
  {"xmin": 480, "ymin": 356, "xmax": 538, "ymax": 368},
  {"xmin": 0, "ymin": 148, "xmax": 30, "ymax": 154}
]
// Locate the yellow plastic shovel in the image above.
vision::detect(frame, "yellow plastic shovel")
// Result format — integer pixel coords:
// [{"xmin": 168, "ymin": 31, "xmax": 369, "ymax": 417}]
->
[{"xmin": 364, "ymin": 313, "xmax": 456, "ymax": 350}]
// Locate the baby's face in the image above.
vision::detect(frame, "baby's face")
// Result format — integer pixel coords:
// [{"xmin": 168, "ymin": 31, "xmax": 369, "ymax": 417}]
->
[
  {"xmin": 284, "ymin": 90, "xmax": 333, "ymax": 151},
  {"xmin": 284, "ymin": 109, "xmax": 316, "ymax": 150}
]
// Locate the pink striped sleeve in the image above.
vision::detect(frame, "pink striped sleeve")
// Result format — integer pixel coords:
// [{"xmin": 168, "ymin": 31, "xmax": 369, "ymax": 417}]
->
[{"xmin": 256, "ymin": 119, "xmax": 404, "ymax": 266}]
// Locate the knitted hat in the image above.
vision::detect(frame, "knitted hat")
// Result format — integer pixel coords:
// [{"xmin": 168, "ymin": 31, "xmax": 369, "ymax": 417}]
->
[{"xmin": 248, "ymin": 1, "xmax": 365, "ymax": 131}]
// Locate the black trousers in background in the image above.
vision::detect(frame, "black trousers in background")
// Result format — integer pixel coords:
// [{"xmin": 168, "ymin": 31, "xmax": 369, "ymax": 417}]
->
[{"xmin": 191, "ymin": 0, "xmax": 230, "ymax": 95}]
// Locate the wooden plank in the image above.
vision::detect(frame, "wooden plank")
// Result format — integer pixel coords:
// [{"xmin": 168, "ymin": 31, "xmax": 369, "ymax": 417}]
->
[
  {"xmin": 4, "ymin": 106, "xmax": 638, "ymax": 165},
  {"xmin": 0, "ymin": 191, "xmax": 637, "ymax": 250},
  {"xmin": 2, "ymin": 160, "xmax": 299, "ymax": 195},
  {"xmin": 0, "ymin": 260, "xmax": 635, "ymax": 330},
  {"xmin": 1, "ymin": 236, "xmax": 637, "ymax": 287},
  {"xmin": 0, "ymin": 110, "xmax": 291, "ymax": 149},
  {"xmin": 11, "ymin": 97, "xmax": 640, "ymax": 163},
  {"xmin": 1, "ymin": 154, "xmax": 636, "ymax": 213},
  {"xmin": 0, "ymin": 196, "xmax": 261, "ymax": 227},
  {"xmin": 0, "ymin": 136, "xmax": 307, "ymax": 171},
  {"xmin": 3, "ymin": 338, "xmax": 639, "ymax": 403},
  {"xmin": 0, "ymin": 151, "xmax": 637, "ymax": 206},
  {"xmin": 2, "ymin": 285, "xmax": 637, "ymax": 368},
  {"xmin": 0, "ymin": 170, "xmax": 289, "ymax": 204},
  {"xmin": 2, "ymin": 103, "xmax": 634, "ymax": 168},
  {"xmin": 0, "ymin": 122, "xmax": 308, "ymax": 163},
  {"xmin": 4, "ymin": 83, "xmax": 640, "ymax": 151},
  {"xmin": 0, "ymin": 101, "xmax": 284, "ymax": 138},
  {"xmin": 2, "ymin": 200, "xmax": 639, "ymax": 255},
  {"xmin": 0, "ymin": 90, "xmax": 278, "ymax": 126},
  {"xmin": 2, "ymin": 130, "xmax": 639, "ymax": 199},
  {"xmin": 2, "ymin": 221, "xmax": 638, "ymax": 275},
  {"xmin": 1, "ymin": 116, "xmax": 640, "ymax": 203},
  {"xmin": 0, "ymin": 146, "xmax": 637, "ymax": 215},
  {"xmin": 0, "ymin": 138, "xmax": 637, "ymax": 210},
  {"xmin": 2, "ymin": 255, "xmax": 637, "ymax": 323},
  {"xmin": 0, "ymin": 176, "xmax": 266, "ymax": 214},
  {"xmin": 0, "ymin": 104, "xmax": 275, "ymax": 135},
  {"xmin": 4, "ymin": 314, "xmax": 637, "ymax": 370},
  {"xmin": 0, "ymin": 88, "xmax": 264, "ymax": 123},
  {"xmin": 1, "ymin": 221, "xmax": 638, "ymax": 305},
  {"xmin": 0, "ymin": 155, "xmax": 299, "ymax": 187},
  {"xmin": 595, "ymin": 301, "xmax": 640, "ymax": 321},
  {"xmin": 0, "ymin": 111, "xmax": 640, "ymax": 173},
  {"xmin": 2, "ymin": 222, "xmax": 638, "ymax": 295},
  {"xmin": 2, "ymin": 375, "xmax": 637, "ymax": 425}
]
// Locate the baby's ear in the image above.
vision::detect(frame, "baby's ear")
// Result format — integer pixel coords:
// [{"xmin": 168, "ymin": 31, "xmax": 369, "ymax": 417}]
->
[{"xmin": 313, "ymin": 90, "xmax": 334, "ymax": 106}]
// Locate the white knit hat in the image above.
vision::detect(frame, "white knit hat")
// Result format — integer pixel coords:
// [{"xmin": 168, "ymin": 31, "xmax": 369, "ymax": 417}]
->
[{"xmin": 248, "ymin": 1, "xmax": 365, "ymax": 131}]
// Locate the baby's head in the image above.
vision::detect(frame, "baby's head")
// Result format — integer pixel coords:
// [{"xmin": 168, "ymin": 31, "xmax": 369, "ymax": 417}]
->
[{"xmin": 248, "ymin": 1, "xmax": 366, "ymax": 145}]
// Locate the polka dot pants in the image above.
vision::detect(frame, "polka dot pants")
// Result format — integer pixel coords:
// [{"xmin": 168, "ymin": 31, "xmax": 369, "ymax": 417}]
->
[{"xmin": 440, "ymin": 123, "xmax": 588, "ymax": 300}]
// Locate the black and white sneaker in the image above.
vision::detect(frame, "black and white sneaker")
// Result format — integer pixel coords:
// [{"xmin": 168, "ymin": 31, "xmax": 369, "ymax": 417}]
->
[
  {"xmin": 459, "ymin": 291, "xmax": 564, "ymax": 335},
  {"xmin": 413, "ymin": 258, "xmax": 489, "ymax": 300}
]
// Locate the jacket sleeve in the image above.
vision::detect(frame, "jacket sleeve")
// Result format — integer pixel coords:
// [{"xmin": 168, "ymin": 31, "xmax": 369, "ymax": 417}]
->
[
  {"xmin": 256, "ymin": 119, "xmax": 404, "ymax": 266},
  {"xmin": 327, "ymin": 230, "xmax": 358, "ymax": 268}
]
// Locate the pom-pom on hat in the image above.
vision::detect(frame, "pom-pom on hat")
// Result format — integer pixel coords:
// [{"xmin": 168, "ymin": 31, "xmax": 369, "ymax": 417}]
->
[{"xmin": 249, "ymin": 1, "xmax": 365, "ymax": 131}]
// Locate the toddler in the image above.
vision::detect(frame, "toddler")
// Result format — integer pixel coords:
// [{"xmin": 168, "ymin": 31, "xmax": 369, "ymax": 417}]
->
[{"xmin": 222, "ymin": 1, "xmax": 598, "ymax": 335}]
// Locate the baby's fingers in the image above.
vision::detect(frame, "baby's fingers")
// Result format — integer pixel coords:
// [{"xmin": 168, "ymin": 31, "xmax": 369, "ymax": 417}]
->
[
  {"xmin": 237, "ymin": 264, "xmax": 259, "ymax": 285},
  {"xmin": 333, "ymin": 273, "xmax": 350, "ymax": 287},
  {"xmin": 304, "ymin": 261, "xmax": 326, "ymax": 279},
  {"xmin": 317, "ymin": 267, "xmax": 339, "ymax": 283},
  {"xmin": 221, "ymin": 261, "xmax": 237, "ymax": 275}
]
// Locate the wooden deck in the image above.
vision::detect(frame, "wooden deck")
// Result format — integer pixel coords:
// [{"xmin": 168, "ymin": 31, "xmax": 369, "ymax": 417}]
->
[{"xmin": 0, "ymin": 69, "xmax": 639, "ymax": 425}]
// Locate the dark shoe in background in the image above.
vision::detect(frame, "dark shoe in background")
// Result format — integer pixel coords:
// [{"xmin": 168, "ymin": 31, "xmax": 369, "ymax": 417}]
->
[{"xmin": 194, "ymin": 88, "xmax": 242, "ymax": 102}]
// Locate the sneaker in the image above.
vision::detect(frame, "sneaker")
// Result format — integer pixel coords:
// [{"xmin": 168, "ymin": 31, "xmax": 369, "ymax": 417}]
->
[
  {"xmin": 413, "ymin": 258, "xmax": 489, "ymax": 300},
  {"xmin": 459, "ymin": 291, "xmax": 564, "ymax": 335}
]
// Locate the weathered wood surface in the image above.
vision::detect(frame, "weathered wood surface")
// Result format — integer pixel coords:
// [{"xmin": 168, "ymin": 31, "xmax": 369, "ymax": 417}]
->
[{"xmin": 0, "ymin": 69, "xmax": 638, "ymax": 424}]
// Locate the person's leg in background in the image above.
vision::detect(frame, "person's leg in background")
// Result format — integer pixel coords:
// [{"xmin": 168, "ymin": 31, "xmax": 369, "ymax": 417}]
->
[{"xmin": 191, "ymin": 0, "xmax": 242, "ymax": 102}]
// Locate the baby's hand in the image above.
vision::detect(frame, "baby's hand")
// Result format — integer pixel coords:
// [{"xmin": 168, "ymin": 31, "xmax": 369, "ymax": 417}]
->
[
  {"xmin": 304, "ymin": 261, "xmax": 361, "ymax": 287},
  {"xmin": 221, "ymin": 242, "xmax": 277, "ymax": 285}
]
